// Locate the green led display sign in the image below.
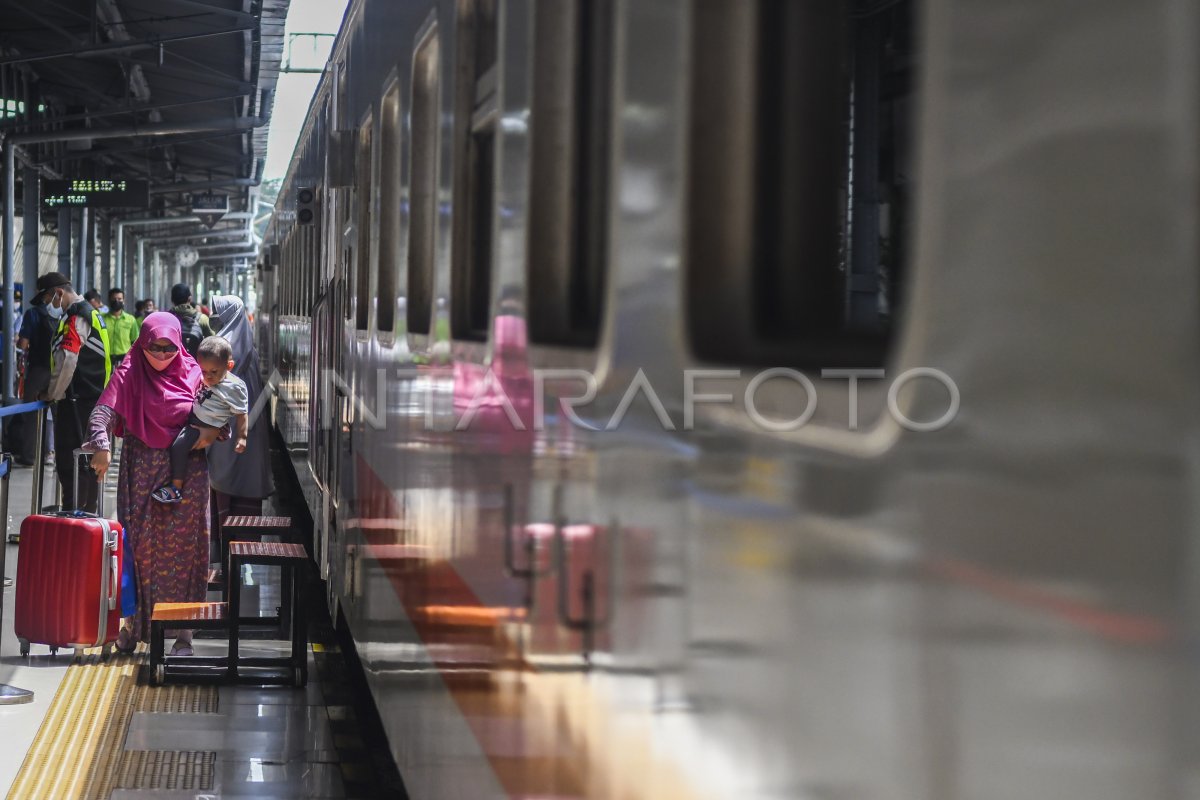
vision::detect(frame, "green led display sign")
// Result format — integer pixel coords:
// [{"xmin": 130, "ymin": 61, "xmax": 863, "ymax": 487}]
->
[{"xmin": 42, "ymin": 179, "xmax": 149, "ymax": 209}]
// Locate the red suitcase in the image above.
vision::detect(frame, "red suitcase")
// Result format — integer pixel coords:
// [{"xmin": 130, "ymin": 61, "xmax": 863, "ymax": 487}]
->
[{"xmin": 14, "ymin": 450, "xmax": 123, "ymax": 658}]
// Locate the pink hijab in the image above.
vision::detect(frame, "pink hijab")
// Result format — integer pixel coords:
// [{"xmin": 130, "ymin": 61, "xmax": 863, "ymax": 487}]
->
[{"xmin": 98, "ymin": 311, "xmax": 201, "ymax": 449}]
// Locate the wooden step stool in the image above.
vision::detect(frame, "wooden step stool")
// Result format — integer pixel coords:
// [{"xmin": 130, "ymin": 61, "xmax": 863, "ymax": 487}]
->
[
  {"xmin": 228, "ymin": 540, "xmax": 309, "ymax": 687},
  {"xmin": 218, "ymin": 515, "xmax": 294, "ymax": 580},
  {"xmin": 218, "ymin": 515, "xmax": 296, "ymax": 635},
  {"xmin": 148, "ymin": 602, "xmax": 229, "ymax": 686}
]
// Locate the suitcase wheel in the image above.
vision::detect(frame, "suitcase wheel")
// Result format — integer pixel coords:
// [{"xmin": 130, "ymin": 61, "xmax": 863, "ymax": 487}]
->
[
  {"xmin": 294, "ymin": 667, "xmax": 304, "ymax": 688},
  {"xmin": 18, "ymin": 638, "xmax": 29, "ymax": 657},
  {"xmin": 49, "ymin": 646, "xmax": 58, "ymax": 657},
  {"xmin": 101, "ymin": 644, "xmax": 113, "ymax": 661},
  {"xmin": 152, "ymin": 664, "xmax": 164, "ymax": 687}
]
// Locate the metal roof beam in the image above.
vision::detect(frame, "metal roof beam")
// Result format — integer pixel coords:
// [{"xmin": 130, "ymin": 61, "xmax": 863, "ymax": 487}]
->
[
  {"xmin": 151, "ymin": 177, "xmax": 261, "ymax": 195},
  {"xmin": 103, "ymin": 55, "xmax": 256, "ymax": 93},
  {"xmin": 35, "ymin": 130, "xmax": 248, "ymax": 165},
  {"xmin": 0, "ymin": 93, "xmax": 250, "ymax": 133},
  {"xmin": 152, "ymin": 0, "xmax": 258, "ymax": 27},
  {"xmin": 151, "ymin": 157, "xmax": 264, "ymax": 195},
  {"xmin": 163, "ymin": 239, "xmax": 254, "ymax": 252},
  {"xmin": 10, "ymin": 3, "xmax": 81, "ymax": 44},
  {"xmin": 143, "ymin": 229, "xmax": 252, "ymax": 247},
  {"xmin": 192, "ymin": 251, "xmax": 259, "ymax": 261},
  {"xmin": 0, "ymin": 25, "xmax": 257, "ymax": 67}
]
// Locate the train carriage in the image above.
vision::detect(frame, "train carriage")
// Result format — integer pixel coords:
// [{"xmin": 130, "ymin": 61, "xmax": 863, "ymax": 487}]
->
[{"xmin": 258, "ymin": 0, "xmax": 1200, "ymax": 797}]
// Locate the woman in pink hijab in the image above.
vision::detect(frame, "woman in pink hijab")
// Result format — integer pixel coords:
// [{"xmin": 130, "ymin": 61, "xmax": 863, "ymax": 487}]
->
[{"xmin": 86, "ymin": 312, "xmax": 222, "ymax": 654}]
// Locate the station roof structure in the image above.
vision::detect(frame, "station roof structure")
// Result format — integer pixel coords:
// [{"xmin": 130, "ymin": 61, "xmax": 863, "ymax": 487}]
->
[{"xmin": 0, "ymin": 0, "xmax": 290, "ymax": 217}]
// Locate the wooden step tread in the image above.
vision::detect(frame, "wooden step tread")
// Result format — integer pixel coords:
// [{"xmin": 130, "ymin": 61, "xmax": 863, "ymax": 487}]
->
[
  {"xmin": 229, "ymin": 541, "xmax": 307, "ymax": 560},
  {"xmin": 222, "ymin": 515, "xmax": 292, "ymax": 529},
  {"xmin": 152, "ymin": 602, "xmax": 228, "ymax": 622}
]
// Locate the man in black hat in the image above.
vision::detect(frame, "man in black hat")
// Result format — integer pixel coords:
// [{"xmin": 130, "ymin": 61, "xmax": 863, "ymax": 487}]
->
[{"xmin": 35, "ymin": 271, "xmax": 112, "ymax": 512}]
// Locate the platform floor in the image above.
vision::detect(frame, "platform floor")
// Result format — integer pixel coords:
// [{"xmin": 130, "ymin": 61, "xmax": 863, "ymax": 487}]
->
[{"xmin": 0, "ymin": 455, "xmax": 384, "ymax": 799}]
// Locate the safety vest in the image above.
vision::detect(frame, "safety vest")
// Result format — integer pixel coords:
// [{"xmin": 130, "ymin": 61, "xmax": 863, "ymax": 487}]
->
[{"xmin": 51, "ymin": 305, "xmax": 112, "ymax": 397}]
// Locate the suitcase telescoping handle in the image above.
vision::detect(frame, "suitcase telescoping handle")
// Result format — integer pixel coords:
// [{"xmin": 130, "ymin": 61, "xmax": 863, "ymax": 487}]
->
[
  {"xmin": 72, "ymin": 449, "xmax": 119, "ymax": 611},
  {"xmin": 108, "ymin": 548, "xmax": 119, "ymax": 611},
  {"xmin": 72, "ymin": 447, "xmax": 106, "ymax": 518}
]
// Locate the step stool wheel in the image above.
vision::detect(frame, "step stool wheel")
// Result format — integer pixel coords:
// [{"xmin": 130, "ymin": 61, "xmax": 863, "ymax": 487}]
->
[{"xmin": 18, "ymin": 638, "xmax": 29, "ymax": 657}]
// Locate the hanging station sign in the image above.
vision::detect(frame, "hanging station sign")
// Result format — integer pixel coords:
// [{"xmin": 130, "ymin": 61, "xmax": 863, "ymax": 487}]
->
[
  {"xmin": 191, "ymin": 192, "xmax": 229, "ymax": 229},
  {"xmin": 42, "ymin": 179, "xmax": 149, "ymax": 209}
]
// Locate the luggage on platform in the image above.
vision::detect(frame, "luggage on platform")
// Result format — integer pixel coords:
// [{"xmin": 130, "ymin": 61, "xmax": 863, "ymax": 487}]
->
[{"xmin": 13, "ymin": 449, "xmax": 122, "ymax": 658}]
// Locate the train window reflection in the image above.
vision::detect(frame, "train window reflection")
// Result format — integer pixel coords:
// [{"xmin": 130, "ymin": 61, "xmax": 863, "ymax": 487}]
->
[
  {"xmin": 462, "ymin": 127, "xmax": 496, "ymax": 336},
  {"xmin": 473, "ymin": 0, "xmax": 498, "ymax": 82},
  {"xmin": 687, "ymin": 0, "xmax": 917, "ymax": 368},
  {"xmin": 408, "ymin": 27, "xmax": 440, "ymax": 339},
  {"xmin": 451, "ymin": 0, "xmax": 500, "ymax": 342},
  {"xmin": 527, "ymin": 0, "xmax": 614, "ymax": 349},
  {"xmin": 378, "ymin": 83, "xmax": 402, "ymax": 335},
  {"xmin": 354, "ymin": 112, "xmax": 374, "ymax": 332}
]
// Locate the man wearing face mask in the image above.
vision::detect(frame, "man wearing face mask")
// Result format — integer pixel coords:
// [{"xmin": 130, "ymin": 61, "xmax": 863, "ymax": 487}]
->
[
  {"xmin": 36, "ymin": 271, "xmax": 112, "ymax": 512},
  {"xmin": 103, "ymin": 287, "xmax": 141, "ymax": 370}
]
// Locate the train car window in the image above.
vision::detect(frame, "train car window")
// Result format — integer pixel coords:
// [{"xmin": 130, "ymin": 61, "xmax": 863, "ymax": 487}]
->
[
  {"xmin": 305, "ymin": 226, "xmax": 314, "ymax": 313},
  {"xmin": 284, "ymin": 236, "xmax": 292, "ymax": 315},
  {"xmin": 336, "ymin": 57, "xmax": 353, "ymax": 323},
  {"xmin": 312, "ymin": 224, "xmax": 320, "ymax": 311},
  {"xmin": 337, "ymin": 58, "xmax": 349, "ymax": 130},
  {"xmin": 526, "ymin": 0, "xmax": 614, "ymax": 348},
  {"xmin": 298, "ymin": 220, "xmax": 306, "ymax": 315},
  {"xmin": 299, "ymin": 228, "xmax": 306, "ymax": 315},
  {"xmin": 408, "ymin": 26, "xmax": 440, "ymax": 338},
  {"xmin": 293, "ymin": 230, "xmax": 300, "ymax": 315},
  {"xmin": 687, "ymin": 0, "xmax": 917, "ymax": 368},
  {"xmin": 355, "ymin": 112, "xmax": 374, "ymax": 331},
  {"xmin": 450, "ymin": 0, "xmax": 500, "ymax": 342},
  {"xmin": 474, "ymin": 0, "xmax": 498, "ymax": 81},
  {"xmin": 283, "ymin": 236, "xmax": 293, "ymax": 315},
  {"xmin": 377, "ymin": 82, "xmax": 402, "ymax": 335},
  {"xmin": 296, "ymin": 234, "xmax": 302, "ymax": 315}
]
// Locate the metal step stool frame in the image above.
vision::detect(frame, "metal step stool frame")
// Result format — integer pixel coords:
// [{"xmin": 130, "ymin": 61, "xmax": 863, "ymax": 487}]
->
[
  {"xmin": 227, "ymin": 540, "xmax": 309, "ymax": 687},
  {"xmin": 218, "ymin": 515, "xmax": 295, "ymax": 637},
  {"xmin": 148, "ymin": 602, "xmax": 231, "ymax": 686}
]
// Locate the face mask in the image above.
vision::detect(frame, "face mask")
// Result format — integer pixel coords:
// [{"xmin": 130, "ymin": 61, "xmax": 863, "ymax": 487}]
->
[
  {"xmin": 144, "ymin": 349, "xmax": 177, "ymax": 372},
  {"xmin": 110, "ymin": 301, "xmax": 125, "ymax": 313},
  {"xmin": 46, "ymin": 292, "xmax": 65, "ymax": 319}
]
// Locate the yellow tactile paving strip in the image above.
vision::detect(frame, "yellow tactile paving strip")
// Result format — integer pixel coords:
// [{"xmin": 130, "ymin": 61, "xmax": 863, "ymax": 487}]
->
[
  {"xmin": 110, "ymin": 750, "xmax": 215, "ymax": 793},
  {"xmin": 5, "ymin": 647, "xmax": 217, "ymax": 800}
]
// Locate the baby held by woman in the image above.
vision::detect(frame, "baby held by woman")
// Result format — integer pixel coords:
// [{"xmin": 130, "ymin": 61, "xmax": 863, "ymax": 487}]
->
[{"xmin": 152, "ymin": 336, "xmax": 248, "ymax": 504}]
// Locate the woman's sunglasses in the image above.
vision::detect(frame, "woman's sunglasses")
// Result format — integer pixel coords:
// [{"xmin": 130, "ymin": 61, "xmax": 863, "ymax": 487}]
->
[{"xmin": 146, "ymin": 344, "xmax": 179, "ymax": 355}]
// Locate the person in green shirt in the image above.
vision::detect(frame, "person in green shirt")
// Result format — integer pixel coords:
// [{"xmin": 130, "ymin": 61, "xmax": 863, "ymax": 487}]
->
[{"xmin": 103, "ymin": 287, "xmax": 141, "ymax": 369}]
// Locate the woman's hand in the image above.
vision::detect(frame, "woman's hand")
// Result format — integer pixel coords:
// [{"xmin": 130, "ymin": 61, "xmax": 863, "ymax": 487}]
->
[
  {"xmin": 190, "ymin": 426, "xmax": 222, "ymax": 451},
  {"xmin": 92, "ymin": 449, "xmax": 111, "ymax": 481}
]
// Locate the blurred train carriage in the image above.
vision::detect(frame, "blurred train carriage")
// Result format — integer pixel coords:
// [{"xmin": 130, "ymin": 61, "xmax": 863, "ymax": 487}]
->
[{"xmin": 258, "ymin": 0, "xmax": 1200, "ymax": 797}]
